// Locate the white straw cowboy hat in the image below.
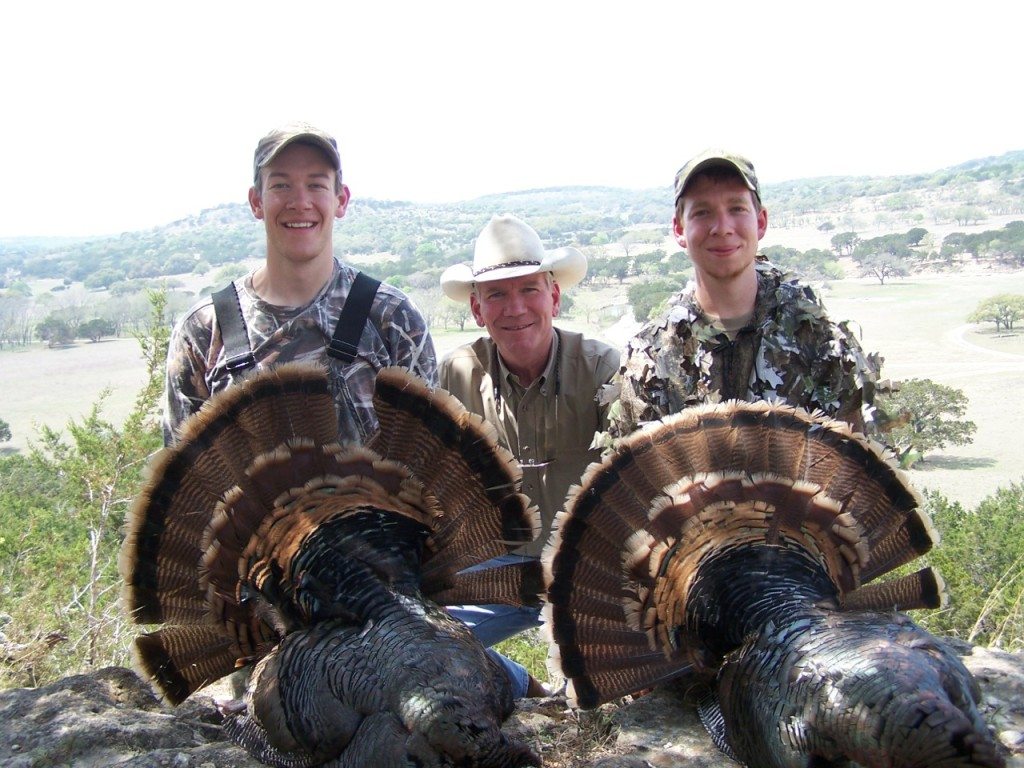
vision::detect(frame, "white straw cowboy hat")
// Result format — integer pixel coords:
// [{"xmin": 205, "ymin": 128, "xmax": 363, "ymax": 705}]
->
[{"xmin": 440, "ymin": 214, "xmax": 588, "ymax": 302}]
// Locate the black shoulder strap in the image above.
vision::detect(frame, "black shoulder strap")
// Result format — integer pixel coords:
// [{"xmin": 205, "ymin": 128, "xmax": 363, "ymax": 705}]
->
[
  {"xmin": 327, "ymin": 271, "xmax": 381, "ymax": 364},
  {"xmin": 211, "ymin": 283, "xmax": 256, "ymax": 373}
]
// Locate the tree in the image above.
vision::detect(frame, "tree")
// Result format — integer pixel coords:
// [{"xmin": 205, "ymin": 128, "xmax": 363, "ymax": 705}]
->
[
  {"xmin": 440, "ymin": 297, "xmax": 472, "ymax": 331},
  {"xmin": 877, "ymin": 378, "xmax": 976, "ymax": 468},
  {"xmin": 0, "ymin": 418, "xmax": 10, "ymax": 443},
  {"xmin": 968, "ymin": 294, "xmax": 1024, "ymax": 331},
  {"xmin": 830, "ymin": 231, "xmax": 860, "ymax": 257},
  {"xmin": 854, "ymin": 252, "xmax": 911, "ymax": 284},
  {"xmin": 77, "ymin": 318, "xmax": 117, "ymax": 342},
  {"xmin": 951, "ymin": 206, "xmax": 986, "ymax": 227},
  {"xmin": 905, "ymin": 227, "xmax": 928, "ymax": 247},
  {"xmin": 0, "ymin": 295, "xmax": 30, "ymax": 348},
  {"xmin": 36, "ymin": 315, "xmax": 75, "ymax": 347},
  {"xmin": 851, "ymin": 234, "xmax": 913, "ymax": 284},
  {"xmin": 761, "ymin": 245, "xmax": 843, "ymax": 281},
  {"xmin": 593, "ymin": 255, "xmax": 631, "ymax": 284},
  {"xmin": 627, "ymin": 279, "xmax": 677, "ymax": 323},
  {"xmin": 566, "ymin": 291, "xmax": 608, "ymax": 324},
  {"xmin": 83, "ymin": 268, "xmax": 127, "ymax": 290},
  {"xmin": 213, "ymin": 262, "xmax": 251, "ymax": 284},
  {"xmin": 161, "ymin": 253, "xmax": 198, "ymax": 275}
]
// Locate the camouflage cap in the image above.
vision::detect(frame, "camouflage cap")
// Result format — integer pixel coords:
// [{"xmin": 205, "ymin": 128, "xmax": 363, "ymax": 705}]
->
[
  {"xmin": 673, "ymin": 149, "xmax": 760, "ymax": 205},
  {"xmin": 253, "ymin": 122, "xmax": 341, "ymax": 187}
]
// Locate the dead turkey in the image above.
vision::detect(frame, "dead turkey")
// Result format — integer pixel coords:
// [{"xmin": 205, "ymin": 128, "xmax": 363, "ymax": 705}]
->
[
  {"xmin": 543, "ymin": 400, "xmax": 1006, "ymax": 768},
  {"xmin": 120, "ymin": 363, "xmax": 542, "ymax": 767}
]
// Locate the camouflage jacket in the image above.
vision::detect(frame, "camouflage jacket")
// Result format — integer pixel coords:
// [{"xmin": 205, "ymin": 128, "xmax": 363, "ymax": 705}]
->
[
  {"xmin": 163, "ymin": 259, "xmax": 437, "ymax": 446},
  {"xmin": 608, "ymin": 261, "xmax": 881, "ymax": 440}
]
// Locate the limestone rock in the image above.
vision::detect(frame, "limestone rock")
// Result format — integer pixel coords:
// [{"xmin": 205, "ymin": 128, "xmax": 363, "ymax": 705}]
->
[{"xmin": 0, "ymin": 647, "xmax": 1020, "ymax": 767}]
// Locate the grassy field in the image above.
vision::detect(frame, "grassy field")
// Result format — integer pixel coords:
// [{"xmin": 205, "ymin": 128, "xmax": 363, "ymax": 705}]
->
[
  {"xmin": 0, "ymin": 338, "xmax": 148, "ymax": 454},
  {"xmin": 823, "ymin": 270, "xmax": 1024, "ymax": 508},
  {"xmin": 3, "ymin": 269, "xmax": 1023, "ymax": 509}
]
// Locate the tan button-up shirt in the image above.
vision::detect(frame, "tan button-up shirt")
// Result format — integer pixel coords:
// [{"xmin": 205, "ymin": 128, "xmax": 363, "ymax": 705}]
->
[{"xmin": 440, "ymin": 329, "xmax": 620, "ymax": 557}]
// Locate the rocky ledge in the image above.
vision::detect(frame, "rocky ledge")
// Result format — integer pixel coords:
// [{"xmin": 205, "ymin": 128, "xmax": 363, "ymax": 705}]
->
[{"xmin": 1, "ymin": 647, "xmax": 1021, "ymax": 767}]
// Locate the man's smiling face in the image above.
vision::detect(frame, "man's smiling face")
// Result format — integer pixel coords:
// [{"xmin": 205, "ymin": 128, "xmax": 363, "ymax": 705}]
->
[
  {"xmin": 248, "ymin": 142, "xmax": 349, "ymax": 268},
  {"xmin": 471, "ymin": 272, "xmax": 560, "ymax": 374}
]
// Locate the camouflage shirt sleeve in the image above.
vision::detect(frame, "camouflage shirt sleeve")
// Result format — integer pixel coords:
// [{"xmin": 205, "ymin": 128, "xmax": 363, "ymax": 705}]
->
[
  {"xmin": 607, "ymin": 282, "xmax": 704, "ymax": 439},
  {"xmin": 372, "ymin": 283, "xmax": 437, "ymax": 386},
  {"xmin": 162, "ymin": 299, "xmax": 217, "ymax": 446}
]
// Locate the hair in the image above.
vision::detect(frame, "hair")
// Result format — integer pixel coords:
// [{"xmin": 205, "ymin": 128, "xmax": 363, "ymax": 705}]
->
[
  {"xmin": 675, "ymin": 164, "xmax": 762, "ymax": 221},
  {"xmin": 254, "ymin": 139, "xmax": 345, "ymax": 194}
]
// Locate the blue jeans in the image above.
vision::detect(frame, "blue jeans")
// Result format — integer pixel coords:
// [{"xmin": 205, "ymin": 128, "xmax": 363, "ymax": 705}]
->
[{"xmin": 447, "ymin": 555, "xmax": 544, "ymax": 698}]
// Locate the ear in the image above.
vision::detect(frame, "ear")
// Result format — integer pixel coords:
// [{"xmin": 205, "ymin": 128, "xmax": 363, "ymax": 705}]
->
[
  {"xmin": 469, "ymin": 293, "xmax": 486, "ymax": 328},
  {"xmin": 248, "ymin": 186, "xmax": 264, "ymax": 220},
  {"xmin": 335, "ymin": 183, "xmax": 351, "ymax": 220},
  {"xmin": 673, "ymin": 215, "xmax": 687, "ymax": 249},
  {"xmin": 757, "ymin": 207, "xmax": 768, "ymax": 240},
  {"xmin": 550, "ymin": 279, "xmax": 562, "ymax": 317}
]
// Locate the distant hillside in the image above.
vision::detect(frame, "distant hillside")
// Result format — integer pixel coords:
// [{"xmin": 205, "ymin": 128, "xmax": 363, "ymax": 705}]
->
[{"xmin": 1, "ymin": 151, "xmax": 1021, "ymax": 290}]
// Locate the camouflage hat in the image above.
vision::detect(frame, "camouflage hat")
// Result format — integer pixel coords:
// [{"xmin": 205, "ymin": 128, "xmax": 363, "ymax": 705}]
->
[
  {"xmin": 253, "ymin": 122, "xmax": 341, "ymax": 187},
  {"xmin": 673, "ymin": 149, "xmax": 760, "ymax": 205}
]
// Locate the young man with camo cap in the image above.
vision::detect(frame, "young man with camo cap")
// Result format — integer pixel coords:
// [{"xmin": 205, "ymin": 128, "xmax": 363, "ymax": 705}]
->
[
  {"xmin": 608, "ymin": 149, "xmax": 882, "ymax": 440},
  {"xmin": 163, "ymin": 122, "xmax": 436, "ymax": 446}
]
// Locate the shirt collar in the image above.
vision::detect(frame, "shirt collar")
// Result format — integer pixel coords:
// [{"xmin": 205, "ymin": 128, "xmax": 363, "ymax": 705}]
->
[{"xmin": 495, "ymin": 329, "xmax": 560, "ymax": 395}]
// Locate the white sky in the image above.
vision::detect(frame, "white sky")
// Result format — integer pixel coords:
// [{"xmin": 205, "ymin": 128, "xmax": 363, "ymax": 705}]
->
[{"xmin": 2, "ymin": 1, "xmax": 1020, "ymax": 238}]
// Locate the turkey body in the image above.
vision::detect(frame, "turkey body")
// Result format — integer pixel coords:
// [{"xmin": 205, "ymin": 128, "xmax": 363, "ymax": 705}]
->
[
  {"xmin": 543, "ymin": 400, "xmax": 1006, "ymax": 768},
  {"xmin": 121, "ymin": 364, "xmax": 541, "ymax": 767}
]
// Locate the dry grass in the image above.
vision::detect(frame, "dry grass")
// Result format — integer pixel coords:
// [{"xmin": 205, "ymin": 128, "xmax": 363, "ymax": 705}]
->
[{"xmin": 0, "ymin": 338, "xmax": 146, "ymax": 453}]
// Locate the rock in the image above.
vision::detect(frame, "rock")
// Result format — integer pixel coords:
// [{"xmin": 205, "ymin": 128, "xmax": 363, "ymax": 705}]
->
[
  {"xmin": 0, "ymin": 648, "xmax": 1021, "ymax": 767},
  {"xmin": 0, "ymin": 666, "xmax": 255, "ymax": 768},
  {"xmin": 505, "ymin": 646, "xmax": 1024, "ymax": 767},
  {"xmin": 587, "ymin": 646, "xmax": 1024, "ymax": 767}
]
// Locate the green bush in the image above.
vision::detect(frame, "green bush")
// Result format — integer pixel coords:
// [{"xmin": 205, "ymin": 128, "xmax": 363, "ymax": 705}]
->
[
  {"xmin": 0, "ymin": 291, "xmax": 168, "ymax": 689},
  {"xmin": 914, "ymin": 485, "xmax": 1024, "ymax": 650}
]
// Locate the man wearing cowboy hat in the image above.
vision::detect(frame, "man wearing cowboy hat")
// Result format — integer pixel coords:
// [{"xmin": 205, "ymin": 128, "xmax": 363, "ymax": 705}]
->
[{"xmin": 439, "ymin": 214, "xmax": 620, "ymax": 694}]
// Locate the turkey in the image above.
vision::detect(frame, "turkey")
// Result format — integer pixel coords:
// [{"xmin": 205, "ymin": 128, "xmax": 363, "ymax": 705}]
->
[
  {"xmin": 543, "ymin": 399, "xmax": 1006, "ymax": 768},
  {"xmin": 120, "ymin": 363, "xmax": 542, "ymax": 767}
]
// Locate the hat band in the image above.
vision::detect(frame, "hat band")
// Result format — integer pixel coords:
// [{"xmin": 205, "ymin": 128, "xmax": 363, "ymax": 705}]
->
[{"xmin": 473, "ymin": 259, "xmax": 541, "ymax": 277}]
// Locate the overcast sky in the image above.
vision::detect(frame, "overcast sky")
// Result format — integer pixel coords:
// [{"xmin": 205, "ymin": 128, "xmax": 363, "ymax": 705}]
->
[{"xmin": 2, "ymin": 1, "xmax": 1020, "ymax": 238}]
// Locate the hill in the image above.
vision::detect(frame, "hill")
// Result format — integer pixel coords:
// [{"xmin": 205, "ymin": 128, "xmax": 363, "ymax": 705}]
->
[
  {"xmin": 2, "ymin": 150, "xmax": 1024, "ymax": 497},
  {"xmin": 1, "ymin": 150, "xmax": 1022, "ymax": 289}
]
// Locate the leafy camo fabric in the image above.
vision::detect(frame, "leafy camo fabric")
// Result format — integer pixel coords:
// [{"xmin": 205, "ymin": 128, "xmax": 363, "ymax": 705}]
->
[{"xmin": 606, "ymin": 260, "xmax": 881, "ymax": 442}]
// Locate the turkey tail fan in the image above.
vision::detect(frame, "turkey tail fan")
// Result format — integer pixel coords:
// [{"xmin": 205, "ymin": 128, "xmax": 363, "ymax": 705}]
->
[
  {"xmin": 429, "ymin": 559, "xmax": 545, "ymax": 608},
  {"xmin": 543, "ymin": 399, "xmax": 937, "ymax": 708},
  {"xmin": 840, "ymin": 565, "xmax": 947, "ymax": 612},
  {"xmin": 120, "ymin": 363, "xmax": 387, "ymax": 702},
  {"xmin": 123, "ymin": 364, "xmax": 540, "ymax": 702},
  {"xmin": 120, "ymin": 362, "xmax": 338, "ymax": 625},
  {"xmin": 368, "ymin": 367, "xmax": 540, "ymax": 595},
  {"xmin": 201, "ymin": 440, "xmax": 439, "ymax": 628},
  {"xmin": 131, "ymin": 625, "xmax": 257, "ymax": 706}
]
